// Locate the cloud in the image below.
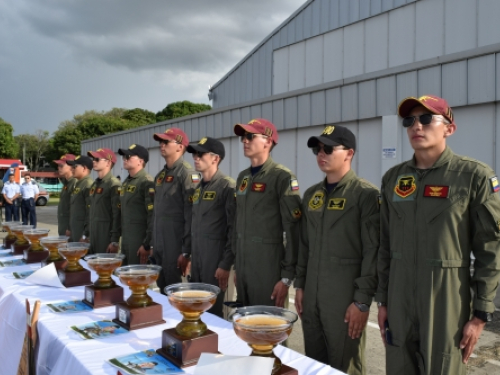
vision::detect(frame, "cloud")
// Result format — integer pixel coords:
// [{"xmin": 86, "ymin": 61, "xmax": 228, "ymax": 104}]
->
[{"xmin": 13, "ymin": 0, "xmax": 304, "ymax": 74}]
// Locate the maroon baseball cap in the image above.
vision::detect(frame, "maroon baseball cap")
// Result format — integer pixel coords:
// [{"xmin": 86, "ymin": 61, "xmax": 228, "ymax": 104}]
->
[
  {"xmin": 53, "ymin": 154, "xmax": 76, "ymax": 165},
  {"xmin": 153, "ymin": 127, "xmax": 189, "ymax": 147},
  {"xmin": 234, "ymin": 118, "xmax": 279, "ymax": 144},
  {"xmin": 398, "ymin": 95, "xmax": 454, "ymax": 124},
  {"xmin": 87, "ymin": 148, "xmax": 117, "ymax": 163}
]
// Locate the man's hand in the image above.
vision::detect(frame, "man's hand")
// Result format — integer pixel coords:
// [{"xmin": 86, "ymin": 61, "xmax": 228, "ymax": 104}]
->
[
  {"xmin": 65, "ymin": 230, "xmax": 71, "ymax": 237},
  {"xmin": 344, "ymin": 303, "xmax": 369, "ymax": 339},
  {"xmin": 214, "ymin": 268, "xmax": 230, "ymax": 291},
  {"xmin": 137, "ymin": 246, "xmax": 150, "ymax": 264},
  {"xmin": 106, "ymin": 243, "xmax": 119, "ymax": 253},
  {"xmin": 80, "ymin": 237, "xmax": 90, "ymax": 243},
  {"xmin": 460, "ymin": 317, "xmax": 486, "ymax": 363},
  {"xmin": 177, "ymin": 254, "xmax": 189, "ymax": 276},
  {"xmin": 270, "ymin": 280, "xmax": 289, "ymax": 307},
  {"xmin": 377, "ymin": 305, "xmax": 388, "ymax": 346},
  {"xmin": 295, "ymin": 288, "xmax": 304, "ymax": 319}
]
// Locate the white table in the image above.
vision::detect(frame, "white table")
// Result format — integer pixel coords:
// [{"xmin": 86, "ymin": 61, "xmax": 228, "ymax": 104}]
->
[{"xmin": 0, "ymin": 258, "xmax": 344, "ymax": 375}]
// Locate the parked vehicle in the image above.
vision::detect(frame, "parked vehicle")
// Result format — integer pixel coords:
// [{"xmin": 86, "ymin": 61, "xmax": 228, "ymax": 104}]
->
[{"xmin": 36, "ymin": 185, "xmax": 50, "ymax": 206}]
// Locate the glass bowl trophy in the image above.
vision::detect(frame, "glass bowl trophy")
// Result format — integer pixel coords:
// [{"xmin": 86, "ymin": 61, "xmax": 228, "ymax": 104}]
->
[
  {"xmin": 57, "ymin": 242, "xmax": 91, "ymax": 287},
  {"xmin": 229, "ymin": 306, "xmax": 299, "ymax": 375},
  {"xmin": 10, "ymin": 225, "xmax": 33, "ymax": 254},
  {"xmin": 2, "ymin": 221, "xmax": 22, "ymax": 249},
  {"xmin": 40, "ymin": 236, "xmax": 70, "ymax": 269},
  {"xmin": 156, "ymin": 283, "xmax": 220, "ymax": 367},
  {"xmin": 22, "ymin": 229, "xmax": 50, "ymax": 263},
  {"xmin": 112, "ymin": 265, "xmax": 165, "ymax": 330},
  {"xmin": 83, "ymin": 253, "xmax": 125, "ymax": 308}
]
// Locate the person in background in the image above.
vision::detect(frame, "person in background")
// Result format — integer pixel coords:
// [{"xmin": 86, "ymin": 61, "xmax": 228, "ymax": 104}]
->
[
  {"xmin": 53, "ymin": 154, "xmax": 77, "ymax": 235},
  {"xmin": 20, "ymin": 173, "xmax": 39, "ymax": 228},
  {"xmin": 2, "ymin": 173, "xmax": 20, "ymax": 222}
]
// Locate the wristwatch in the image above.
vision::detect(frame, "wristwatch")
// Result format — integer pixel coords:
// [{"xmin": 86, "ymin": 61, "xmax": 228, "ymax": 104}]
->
[
  {"xmin": 377, "ymin": 302, "xmax": 387, "ymax": 307},
  {"xmin": 182, "ymin": 253, "xmax": 191, "ymax": 260},
  {"xmin": 281, "ymin": 278, "xmax": 293, "ymax": 287},
  {"xmin": 354, "ymin": 301, "xmax": 370, "ymax": 312},
  {"xmin": 473, "ymin": 310, "xmax": 493, "ymax": 322}
]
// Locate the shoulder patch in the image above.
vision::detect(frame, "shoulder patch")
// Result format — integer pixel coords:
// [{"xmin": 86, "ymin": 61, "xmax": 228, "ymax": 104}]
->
[
  {"xmin": 275, "ymin": 164, "xmax": 292, "ymax": 173},
  {"xmin": 191, "ymin": 173, "xmax": 200, "ymax": 183},
  {"xmin": 490, "ymin": 176, "xmax": 500, "ymax": 193},
  {"xmin": 290, "ymin": 179, "xmax": 299, "ymax": 191},
  {"xmin": 149, "ymin": 188, "xmax": 155, "ymax": 196},
  {"xmin": 147, "ymin": 204, "xmax": 154, "ymax": 211}
]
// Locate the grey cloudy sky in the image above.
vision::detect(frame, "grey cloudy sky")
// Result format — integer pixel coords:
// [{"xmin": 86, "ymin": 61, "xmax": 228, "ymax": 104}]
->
[{"xmin": 0, "ymin": 0, "xmax": 304, "ymax": 135}]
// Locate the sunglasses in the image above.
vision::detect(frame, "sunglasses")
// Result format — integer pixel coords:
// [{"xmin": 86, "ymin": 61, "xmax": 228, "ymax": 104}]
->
[
  {"xmin": 311, "ymin": 145, "xmax": 347, "ymax": 155},
  {"xmin": 92, "ymin": 157, "xmax": 106, "ymax": 162},
  {"xmin": 159, "ymin": 139, "xmax": 178, "ymax": 146},
  {"xmin": 402, "ymin": 114, "xmax": 439, "ymax": 128},
  {"xmin": 123, "ymin": 154, "xmax": 136, "ymax": 160},
  {"xmin": 240, "ymin": 133, "xmax": 267, "ymax": 142}
]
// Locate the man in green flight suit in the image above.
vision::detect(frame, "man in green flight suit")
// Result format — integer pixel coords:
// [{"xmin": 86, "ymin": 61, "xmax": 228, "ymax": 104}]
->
[
  {"xmin": 118, "ymin": 144, "xmax": 154, "ymax": 266},
  {"xmin": 66, "ymin": 156, "xmax": 93, "ymax": 242},
  {"xmin": 187, "ymin": 136, "xmax": 235, "ymax": 317},
  {"xmin": 294, "ymin": 126, "xmax": 380, "ymax": 375},
  {"xmin": 53, "ymin": 154, "xmax": 77, "ymax": 236},
  {"xmin": 233, "ymin": 118, "xmax": 302, "ymax": 307},
  {"xmin": 152, "ymin": 128, "xmax": 196, "ymax": 292},
  {"xmin": 376, "ymin": 95, "xmax": 500, "ymax": 375},
  {"xmin": 85, "ymin": 148, "xmax": 121, "ymax": 254}
]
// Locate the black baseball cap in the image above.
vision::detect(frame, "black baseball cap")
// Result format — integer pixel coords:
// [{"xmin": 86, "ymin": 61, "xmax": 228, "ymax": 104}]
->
[
  {"xmin": 187, "ymin": 137, "xmax": 225, "ymax": 160},
  {"xmin": 118, "ymin": 144, "xmax": 149, "ymax": 163},
  {"xmin": 307, "ymin": 125, "xmax": 356, "ymax": 151},
  {"xmin": 67, "ymin": 155, "xmax": 93, "ymax": 170}
]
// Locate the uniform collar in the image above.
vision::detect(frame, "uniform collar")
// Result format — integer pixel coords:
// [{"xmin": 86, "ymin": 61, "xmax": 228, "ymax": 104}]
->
[
  {"xmin": 127, "ymin": 168, "xmax": 146, "ymax": 181},
  {"xmin": 201, "ymin": 169, "xmax": 223, "ymax": 187},
  {"xmin": 101, "ymin": 170, "xmax": 113, "ymax": 181},
  {"xmin": 165, "ymin": 157, "xmax": 184, "ymax": 171},
  {"xmin": 407, "ymin": 146, "xmax": 454, "ymax": 169},
  {"xmin": 243, "ymin": 156, "xmax": 275, "ymax": 176},
  {"xmin": 321, "ymin": 169, "xmax": 357, "ymax": 190}
]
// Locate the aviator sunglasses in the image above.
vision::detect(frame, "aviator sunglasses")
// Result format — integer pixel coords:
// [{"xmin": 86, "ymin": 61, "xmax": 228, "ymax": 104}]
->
[
  {"xmin": 311, "ymin": 145, "xmax": 347, "ymax": 155},
  {"xmin": 402, "ymin": 113, "xmax": 439, "ymax": 128},
  {"xmin": 240, "ymin": 133, "xmax": 268, "ymax": 142}
]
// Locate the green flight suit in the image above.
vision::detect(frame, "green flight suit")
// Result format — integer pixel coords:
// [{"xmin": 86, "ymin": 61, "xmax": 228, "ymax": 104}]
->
[
  {"xmin": 85, "ymin": 171, "xmax": 121, "ymax": 254},
  {"xmin": 58, "ymin": 177, "xmax": 77, "ymax": 236},
  {"xmin": 190, "ymin": 170, "xmax": 236, "ymax": 317},
  {"xmin": 295, "ymin": 170, "xmax": 380, "ymax": 375},
  {"xmin": 234, "ymin": 157, "xmax": 302, "ymax": 306},
  {"xmin": 120, "ymin": 169, "xmax": 155, "ymax": 266},
  {"xmin": 376, "ymin": 147, "xmax": 500, "ymax": 375},
  {"xmin": 152, "ymin": 158, "xmax": 196, "ymax": 291},
  {"xmin": 68, "ymin": 175, "xmax": 93, "ymax": 242}
]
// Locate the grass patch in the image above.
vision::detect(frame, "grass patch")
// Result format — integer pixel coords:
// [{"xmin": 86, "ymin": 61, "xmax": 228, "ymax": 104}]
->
[{"xmin": 47, "ymin": 197, "xmax": 60, "ymax": 206}]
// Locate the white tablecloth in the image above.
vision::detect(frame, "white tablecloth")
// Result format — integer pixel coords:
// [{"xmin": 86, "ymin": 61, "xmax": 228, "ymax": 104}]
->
[{"xmin": 0, "ymin": 257, "xmax": 343, "ymax": 375}]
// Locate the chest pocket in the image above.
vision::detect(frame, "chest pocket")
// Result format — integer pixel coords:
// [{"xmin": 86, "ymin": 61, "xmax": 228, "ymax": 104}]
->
[{"xmin": 427, "ymin": 190, "xmax": 469, "ymax": 223}]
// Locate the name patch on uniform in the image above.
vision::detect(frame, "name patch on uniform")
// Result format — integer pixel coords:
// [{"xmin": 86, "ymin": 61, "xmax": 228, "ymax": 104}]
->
[
  {"xmin": 423, "ymin": 185, "xmax": 449, "ymax": 198},
  {"xmin": 290, "ymin": 179, "xmax": 299, "ymax": 191},
  {"xmin": 490, "ymin": 176, "xmax": 500, "ymax": 193},
  {"xmin": 252, "ymin": 183, "xmax": 266, "ymax": 192},
  {"xmin": 156, "ymin": 171, "xmax": 165, "ymax": 186},
  {"xmin": 96, "ymin": 188, "xmax": 103, "ymax": 194},
  {"xmin": 394, "ymin": 176, "xmax": 416, "ymax": 198},
  {"xmin": 165, "ymin": 176, "xmax": 174, "ymax": 183},
  {"xmin": 191, "ymin": 174, "xmax": 200, "ymax": 183},
  {"xmin": 127, "ymin": 185, "xmax": 136, "ymax": 193},
  {"xmin": 238, "ymin": 176, "xmax": 250, "ymax": 195},
  {"xmin": 192, "ymin": 188, "xmax": 201, "ymax": 204},
  {"xmin": 327, "ymin": 198, "xmax": 346, "ymax": 210},
  {"xmin": 147, "ymin": 204, "xmax": 154, "ymax": 211},
  {"xmin": 203, "ymin": 191, "xmax": 216, "ymax": 200},
  {"xmin": 308, "ymin": 191, "xmax": 325, "ymax": 210}
]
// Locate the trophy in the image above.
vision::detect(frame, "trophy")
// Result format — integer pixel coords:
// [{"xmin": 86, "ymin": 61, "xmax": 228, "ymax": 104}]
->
[
  {"xmin": 22, "ymin": 229, "xmax": 50, "ymax": 263},
  {"xmin": 157, "ymin": 283, "xmax": 220, "ymax": 367},
  {"xmin": 10, "ymin": 225, "xmax": 34, "ymax": 254},
  {"xmin": 57, "ymin": 242, "xmax": 91, "ymax": 287},
  {"xmin": 112, "ymin": 265, "xmax": 165, "ymax": 330},
  {"xmin": 39, "ymin": 236, "xmax": 70, "ymax": 269},
  {"xmin": 83, "ymin": 253, "xmax": 125, "ymax": 308},
  {"xmin": 229, "ymin": 306, "xmax": 299, "ymax": 375},
  {"xmin": 2, "ymin": 221, "xmax": 22, "ymax": 249}
]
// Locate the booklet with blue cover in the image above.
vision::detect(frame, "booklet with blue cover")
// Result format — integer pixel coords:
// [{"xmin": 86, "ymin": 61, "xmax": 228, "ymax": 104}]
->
[
  {"xmin": 47, "ymin": 300, "xmax": 93, "ymax": 313},
  {"xmin": 108, "ymin": 349, "xmax": 184, "ymax": 374},
  {"xmin": 0, "ymin": 259, "xmax": 26, "ymax": 267},
  {"xmin": 70, "ymin": 320, "xmax": 128, "ymax": 340},
  {"xmin": 13, "ymin": 270, "xmax": 35, "ymax": 279}
]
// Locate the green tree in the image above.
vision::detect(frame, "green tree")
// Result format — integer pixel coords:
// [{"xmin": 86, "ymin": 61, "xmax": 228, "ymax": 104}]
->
[
  {"xmin": 15, "ymin": 130, "xmax": 50, "ymax": 171},
  {"xmin": 0, "ymin": 117, "xmax": 18, "ymax": 158},
  {"xmin": 122, "ymin": 108, "xmax": 156, "ymax": 126},
  {"xmin": 156, "ymin": 101, "xmax": 211, "ymax": 122}
]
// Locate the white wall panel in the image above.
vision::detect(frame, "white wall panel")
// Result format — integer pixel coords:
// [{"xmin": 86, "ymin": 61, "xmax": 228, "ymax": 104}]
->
[
  {"xmin": 360, "ymin": 0, "xmax": 371, "ymax": 19},
  {"xmin": 240, "ymin": 107, "xmax": 251, "ymax": 125},
  {"xmin": 357, "ymin": 118, "xmax": 382, "ymax": 186},
  {"xmin": 298, "ymin": 94, "xmax": 311, "ymax": 128},
  {"xmin": 218, "ymin": 138, "xmax": 231, "ymax": 176},
  {"xmin": 496, "ymin": 102, "xmax": 500, "ymax": 172},
  {"xmin": 214, "ymin": 114, "xmax": 222, "ymax": 139},
  {"xmin": 415, "ymin": 0, "xmax": 444, "ymax": 61},
  {"xmin": 339, "ymin": 0, "xmax": 350, "ymax": 27},
  {"xmin": 297, "ymin": 126, "xmax": 326, "ymax": 192},
  {"xmin": 359, "ymin": 80, "xmax": 377, "ymax": 119},
  {"xmin": 350, "ymin": 0, "xmax": 360, "ymax": 24},
  {"xmin": 230, "ymin": 137, "xmax": 246, "ymax": 179},
  {"xmin": 221, "ymin": 111, "xmax": 232, "ymax": 137},
  {"xmin": 303, "ymin": 4, "xmax": 313, "ymax": 39},
  {"xmin": 147, "ymin": 148, "xmax": 162, "ymax": 177},
  {"xmin": 365, "ymin": 13, "xmax": 388, "ymax": 74},
  {"xmin": 418, "ymin": 66, "xmax": 441, "ymax": 98},
  {"xmin": 389, "ymin": 4, "xmax": 415, "ymax": 68},
  {"xmin": 271, "ymin": 131, "xmax": 297, "ymax": 173},
  {"xmin": 251, "ymin": 105, "xmax": 262, "ymax": 120},
  {"xmin": 341, "ymin": 84, "xmax": 358, "ymax": 121},
  {"xmin": 239, "ymin": 61, "xmax": 249, "ymax": 103},
  {"xmin": 444, "ymin": 0, "xmax": 476, "ymax": 55},
  {"xmin": 246, "ymin": 56, "xmax": 254, "ymax": 101},
  {"xmin": 326, "ymin": 88, "xmax": 342, "ymax": 124},
  {"xmin": 311, "ymin": 91, "xmax": 326, "ymax": 126},
  {"xmin": 442, "ymin": 61, "xmax": 468, "ymax": 107},
  {"xmin": 288, "ymin": 18, "xmax": 297, "ymax": 46},
  {"xmin": 340, "ymin": 121, "xmax": 359, "ymax": 173},
  {"xmin": 396, "ymin": 71, "xmax": 418, "ymax": 103},
  {"xmin": 468, "ymin": 55, "xmax": 496, "ymax": 105},
  {"xmin": 273, "ymin": 99, "xmax": 285, "ymax": 130},
  {"xmin": 323, "ymin": 29, "xmax": 344, "ymax": 83},
  {"xmin": 306, "ymin": 36, "xmax": 324, "ymax": 87},
  {"xmin": 289, "ymin": 42, "xmax": 306, "ymax": 91},
  {"xmin": 382, "ymin": 0, "xmax": 394, "ymax": 12},
  {"xmin": 478, "ymin": 0, "xmax": 500, "ymax": 47},
  {"xmin": 206, "ymin": 115, "xmax": 214, "ymax": 138},
  {"xmin": 343, "ymin": 22, "xmax": 364, "ymax": 78},
  {"xmin": 330, "ymin": 0, "xmax": 340, "ymax": 29},
  {"xmin": 285, "ymin": 97, "xmax": 298, "ymax": 128},
  {"xmin": 371, "ymin": 0, "xmax": 382, "ymax": 15},
  {"xmin": 377, "ymin": 76, "xmax": 397, "ymax": 116},
  {"xmin": 252, "ymin": 51, "xmax": 260, "ymax": 100},
  {"xmin": 312, "ymin": 0, "xmax": 321, "ymax": 36},
  {"xmin": 273, "ymin": 48, "xmax": 289, "ymax": 95},
  {"xmin": 295, "ymin": 11, "xmax": 304, "ymax": 41},
  {"xmin": 320, "ymin": 0, "xmax": 330, "ymax": 33},
  {"xmin": 231, "ymin": 109, "xmax": 241, "ymax": 129},
  {"xmin": 262, "ymin": 102, "xmax": 273, "ymax": 122}
]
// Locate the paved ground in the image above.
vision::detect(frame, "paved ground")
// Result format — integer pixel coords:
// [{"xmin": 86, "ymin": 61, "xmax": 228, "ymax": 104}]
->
[{"xmin": 7, "ymin": 205, "xmax": 500, "ymax": 374}]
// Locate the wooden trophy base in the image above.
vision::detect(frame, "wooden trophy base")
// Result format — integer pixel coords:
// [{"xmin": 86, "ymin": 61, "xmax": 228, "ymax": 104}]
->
[
  {"xmin": 156, "ymin": 328, "xmax": 218, "ymax": 368},
  {"xmin": 23, "ymin": 249, "xmax": 49, "ymax": 264},
  {"xmin": 3, "ymin": 237, "xmax": 16, "ymax": 249},
  {"xmin": 58, "ymin": 269, "xmax": 91, "ymax": 287},
  {"xmin": 83, "ymin": 285, "xmax": 124, "ymax": 308},
  {"xmin": 42, "ymin": 259, "xmax": 67, "ymax": 270},
  {"xmin": 112, "ymin": 302, "xmax": 165, "ymax": 330},
  {"xmin": 275, "ymin": 364, "xmax": 299, "ymax": 375},
  {"xmin": 12, "ymin": 243, "xmax": 30, "ymax": 255}
]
